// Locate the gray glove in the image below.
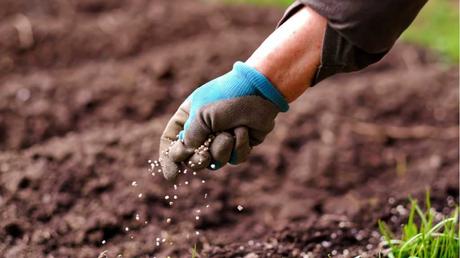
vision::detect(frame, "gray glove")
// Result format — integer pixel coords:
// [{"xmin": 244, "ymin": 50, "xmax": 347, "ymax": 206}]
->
[{"xmin": 159, "ymin": 62, "xmax": 289, "ymax": 180}]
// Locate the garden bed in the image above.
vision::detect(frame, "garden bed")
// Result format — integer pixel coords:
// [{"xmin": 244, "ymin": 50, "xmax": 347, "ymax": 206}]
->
[{"xmin": 0, "ymin": 0, "xmax": 458, "ymax": 257}]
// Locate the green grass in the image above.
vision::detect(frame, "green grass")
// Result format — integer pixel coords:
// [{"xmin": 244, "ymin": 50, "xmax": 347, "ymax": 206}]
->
[
  {"xmin": 220, "ymin": 0, "xmax": 459, "ymax": 62},
  {"xmin": 378, "ymin": 192, "xmax": 459, "ymax": 258},
  {"xmin": 191, "ymin": 244, "xmax": 199, "ymax": 258},
  {"xmin": 402, "ymin": 0, "xmax": 459, "ymax": 63}
]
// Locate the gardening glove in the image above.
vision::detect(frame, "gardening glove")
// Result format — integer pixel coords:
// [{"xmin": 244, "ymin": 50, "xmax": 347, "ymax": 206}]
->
[{"xmin": 159, "ymin": 61, "xmax": 289, "ymax": 180}]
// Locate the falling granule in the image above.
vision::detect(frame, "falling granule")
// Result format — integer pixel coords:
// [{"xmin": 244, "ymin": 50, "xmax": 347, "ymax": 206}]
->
[
  {"xmin": 151, "ymin": 172, "xmax": 156, "ymax": 176},
  {"xmin": 204, "ymin": 193, "xmax": 208, "ymax": 199},
  {"xmin": 125, "ymin": 227, "xmax": 129, "ymax": 232},
  {"xmin": 195, "ymin": 216, "xmax": 200, "ymax": 220},
  {"xmin": 131, "ymin": 181, "xmax": 137, "ymax": 187},
  {"xmin": 166, "ymin": 218, "xmax": 171, "ymax": 223},
  {"xmin": 138, "ymin": 193, "xmax": 143, "ymax": 198},
  {"xmin": 196, "ymin": 209, "xmax": 201, "ymax": 213},
  {"xmin": 101, "ymin": 240, "xmax": 106, "ymax": 245},
  {"xmin": 165, "ymin": 195, "xmax": 170, "ymax": 200},
  {"xmin": 185, "ymin": 181, "xmax": 189, "ymax": 185},
  {"xmin": 144, "ymin": 221, "xmax": 148, "ymax": 224},
  {"xmin": 195, "ymin": 231, "xmax": 200, "ymax": 235},
  {"xmin": 201, "ymin": 180, "xmax": 205, "ymax": 184},
  {"xmin": 183, "ymin": 169, "xmax": 187, "ymax": 174},
  {"xmin": 130, "ymin": 236, "xmax": 134, "ymax": 239},
  {"xmin": 237, "ymin": 205, "xmax": 244, "ymax": 211},
  {"xmin": 210, "ymin": 164, "xmax": 216, "ymax": 169},
  {"xmin": 193, "ymin": 172, "xmax": 197, "ymax": 175},
  {"xmin": 173, "ymin": 195, "xmax": 178, "ymax": 200},
  {"xmin": 206, "ymin": 204, "xmax": 210, "ymax": 208},
  {"xmin": 135, "ymin": 214, "xmax": 140, "ymax": 221},
  {"xmin": 148, "ymin": 160, "xmax": 152, "ymax": 163},
  {"xmin": 169, "ymin": 201, "xmax": 174, "ymax": 206},
  {"xmin": 173, "ymin": 184, "xmax": 178, "ymax": 190},
  {"xmin": 162, "ymin": 238, "xmax": 166, "ymax": 243}
]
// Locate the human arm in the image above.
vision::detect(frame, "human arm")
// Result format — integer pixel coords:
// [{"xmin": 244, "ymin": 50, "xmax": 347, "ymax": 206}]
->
[
  {"xmin": 158, "ymin": 0, "xmax": 428, "ymax": 180},
  {"xmin": 158, "ymin": 6, "xmax": 326, "ymax": 180}
]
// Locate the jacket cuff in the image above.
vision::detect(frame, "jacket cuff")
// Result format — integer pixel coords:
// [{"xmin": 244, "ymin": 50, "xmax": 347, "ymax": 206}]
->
[{"xmin": 277, "ymin": 1, "xmax": 387, "ymax": 86}]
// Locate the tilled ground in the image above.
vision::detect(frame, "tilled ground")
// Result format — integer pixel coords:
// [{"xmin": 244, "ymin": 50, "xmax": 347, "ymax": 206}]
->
[{"xmin": 0, "ymin": 0, "xmax": 458, "ymax": 257}]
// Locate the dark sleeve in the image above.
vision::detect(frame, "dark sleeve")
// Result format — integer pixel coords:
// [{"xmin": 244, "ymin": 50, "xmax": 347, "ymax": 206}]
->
[{"xmin": 278, "ymin": 0, "xmax": 427, "ymax": 84}]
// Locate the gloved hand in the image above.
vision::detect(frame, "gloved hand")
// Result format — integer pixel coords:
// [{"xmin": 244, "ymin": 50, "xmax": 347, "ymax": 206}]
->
[{"xmin": 159, "ymin": 61, "xmax": 289, "ymax": 180}]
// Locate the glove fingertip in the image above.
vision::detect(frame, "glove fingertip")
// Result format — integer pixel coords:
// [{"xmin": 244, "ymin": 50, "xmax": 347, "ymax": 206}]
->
[
  {"xmin": 159, "ymin": 155, "xmax": 179, "ymax": 181},
  {"xmin": 169, "ymin": 140, "xmax": 194, "ymax": 162}
]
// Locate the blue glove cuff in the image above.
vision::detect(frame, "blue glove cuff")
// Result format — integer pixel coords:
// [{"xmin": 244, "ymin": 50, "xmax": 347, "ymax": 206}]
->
[{"xmin": 233, "ymin": 61, "xmax": 289, "ymax": 112}]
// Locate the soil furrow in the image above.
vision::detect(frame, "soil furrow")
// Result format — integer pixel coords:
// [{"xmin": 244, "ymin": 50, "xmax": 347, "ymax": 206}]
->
[
  {"xmin": 0, "ymin": 29, "xmax": 270, "ymax": 150},
  {"xmin": 0, "ymin": 0, "xmax": 280, "ymax": 76}
]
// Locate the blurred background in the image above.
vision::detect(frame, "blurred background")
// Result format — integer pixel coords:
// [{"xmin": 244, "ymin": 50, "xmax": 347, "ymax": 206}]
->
[
  {"xmin": 0, "ymin": 0, "xmax": 458, "ymax": 257},
  {"xmin": 223, "ymin": 0, "xmax": 459, "ymax": 63}
]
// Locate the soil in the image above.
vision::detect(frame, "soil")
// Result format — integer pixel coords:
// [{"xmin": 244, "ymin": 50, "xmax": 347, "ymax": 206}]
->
[{"xmin": 0, "ymin": 0, "xmax": 458, "ymax": 257}]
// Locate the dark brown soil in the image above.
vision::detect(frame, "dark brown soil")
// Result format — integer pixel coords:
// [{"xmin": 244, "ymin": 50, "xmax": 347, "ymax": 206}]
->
[{"xmin": 0, "ymin": 0, "xmax": 458, "ymax": 257}]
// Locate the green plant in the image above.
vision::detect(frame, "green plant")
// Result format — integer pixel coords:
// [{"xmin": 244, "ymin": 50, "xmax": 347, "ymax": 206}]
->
[
  {"xmin": 191, "ymin": 244, "xmax": 199, "ymax": 258},
  {"xmin": 402, "ymin": 0, "xmax": 459, "ymax": 62},
  {"xmin": 378, "ymin": 192, "xmax": 459, "ymax": 258}
]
